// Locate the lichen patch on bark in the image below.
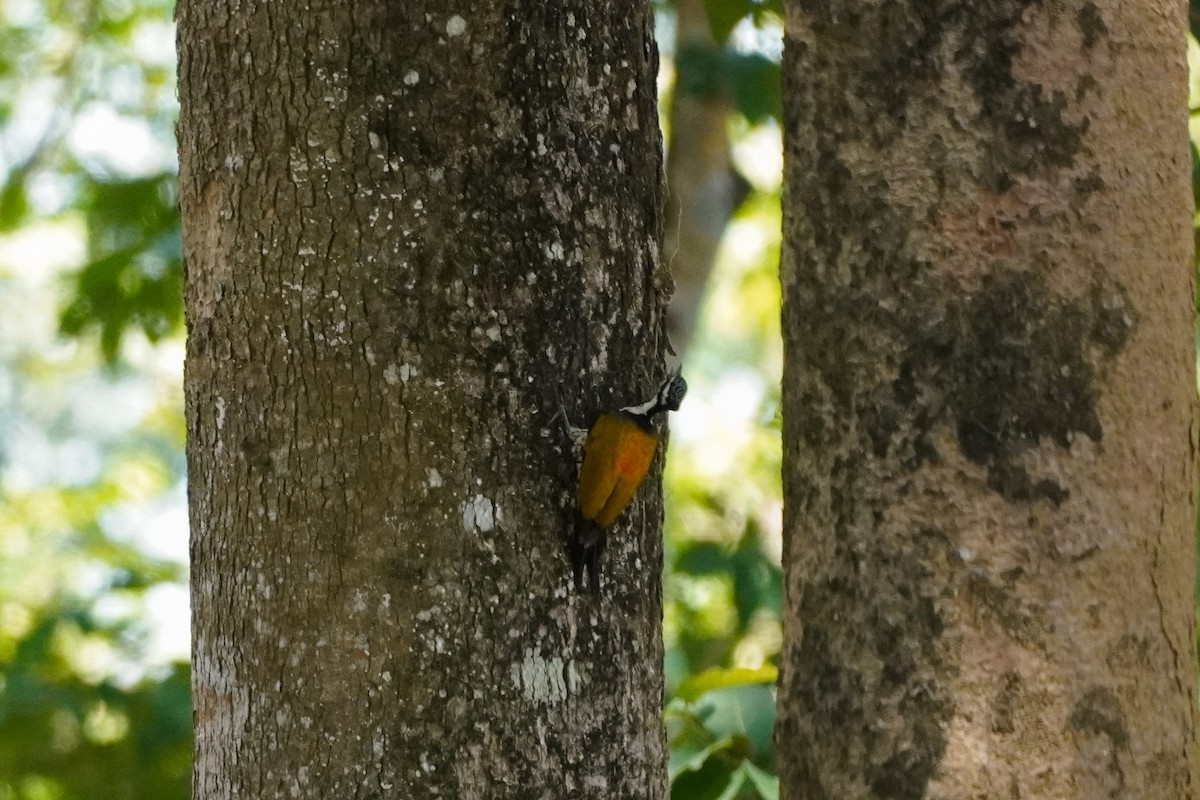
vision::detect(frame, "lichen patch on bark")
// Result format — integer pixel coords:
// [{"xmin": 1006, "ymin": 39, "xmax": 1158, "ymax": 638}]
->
[{"xmin": 944, "ymin": 268, "xmax": 1128, "ymax": 504}]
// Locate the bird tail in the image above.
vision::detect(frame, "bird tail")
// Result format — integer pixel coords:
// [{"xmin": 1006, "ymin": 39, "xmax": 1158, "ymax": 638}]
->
[{"xmin": 569, "ymin": 514, "xmax": 607, "ymax": 594}]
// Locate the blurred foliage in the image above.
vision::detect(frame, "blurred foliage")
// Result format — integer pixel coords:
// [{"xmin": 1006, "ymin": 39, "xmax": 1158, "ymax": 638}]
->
[
  {"xmin": 675, "ymin": 44, "xmax": 780, "ymax": 125},
  {"xmin": 0, "ymin": 260, "xmax": 189, "ymax": 799},
  {"xmin": 701, "ymin": 0, "xmax": 780, "ymax": 45},
  {"xmin": 0, "ymin": 598, "xmax": 190, "ymax": 797},
  {"xmin": 58, "ymin": 174, "xmax": 182, "ymax": 362},
  {"xmin": 663, "ymin": 192, "xmax": 782, "ymax": 795},
  {"xmin": 0, "ymin": 0, "xmax": 180, "ymax": 363},
  {"xmin": 0, "ymin": 0, "xmax": 189, "ymax": 796},
  {"xmin": 660, "ymin": 0, "xmax": 782, "ymax": 127},
  {"xmin": 658, "ymin": 0, "xmax": 783, "ymax": 794},
  {"xmin": 667, "ymin": 677, "xmax": 779, "ymax": 800}
]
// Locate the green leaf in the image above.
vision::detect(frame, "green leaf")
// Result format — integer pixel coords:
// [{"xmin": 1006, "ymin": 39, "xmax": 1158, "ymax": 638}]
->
[
  {"xmin": 670, "ymin": 733, "xmax": 745, "ymax": 779},
  {"xmin": 672, "ymin": 45, "xmax": 781, "ymax": 123},
  {"xmin": 702, "ymin": 0, "xmax": 753, "ymax": 44},
  {"xmin": 676, "ymin": 665, "xmax": 778, "ymax": 703},
  {"xmin": 695, "ymin": 683, "xmax": 777, "ymax": 758},
  {"xmin": 672, "ymin": 755, "xmax": 742, "ymax": 800},
  {"xmin": 677, "ymin": 541, "xmax": 730, "ymax": 575},
  {"xmin": 0, "ymin": 176, "xmax": 28, "ymax": 231},
  {"xmin": 741, "ymin": 762, "xmax": 779, "ymax": 799},
  {"xmin": 725, "ymin": 51, "xmax": 781, "ymax": 123},
  {"xmin": 730, "ymin": 528, "xmax": 782, "ymax": 626},
  {"xmin": 675, "ymin": 43, "xmax": 725, "ymax": 101}
]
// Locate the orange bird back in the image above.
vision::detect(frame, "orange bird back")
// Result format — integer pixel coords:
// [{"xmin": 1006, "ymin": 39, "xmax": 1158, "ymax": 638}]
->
[{"xmin": 577, "ymin": 413, "xmax": 660, "ymax": 528}]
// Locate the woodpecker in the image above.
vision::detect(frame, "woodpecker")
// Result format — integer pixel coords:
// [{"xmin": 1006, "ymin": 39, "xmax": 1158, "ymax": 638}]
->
[{"xmin": 564, "ymin": 368, "xmax": 687, "ymax": 593}]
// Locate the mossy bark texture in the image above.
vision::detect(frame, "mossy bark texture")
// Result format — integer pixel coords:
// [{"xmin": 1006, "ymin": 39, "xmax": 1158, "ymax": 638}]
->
[
  {"xmin": 178, "ymin": 2, "xmax": 669, "ymax": 798},
  {"xmin": 778, "ymin": 1, "xmax": 1197, "ymax": 797}
]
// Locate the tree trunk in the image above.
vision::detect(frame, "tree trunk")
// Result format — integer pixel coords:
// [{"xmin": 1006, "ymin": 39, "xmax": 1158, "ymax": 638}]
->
[
  {"xmin": 177, "ymin": 2, "xmax": 669, "ymax": 798},
  {"xmin": 777, "ymin": 1, "xmax": 1196, "ymax": 798}
]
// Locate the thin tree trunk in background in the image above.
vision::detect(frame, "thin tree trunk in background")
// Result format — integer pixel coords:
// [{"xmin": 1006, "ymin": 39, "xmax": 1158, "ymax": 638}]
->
[
  {"xmin": 663, "ymin": 0, "xmax": 748, "ymax": 353},
  {"xmin": 778, "ymin": 1, "xmax": 1196, "ymax": 797},
  {"xmin": 178, "ymin": 2, "xmax": 669, "ymax": 797}
]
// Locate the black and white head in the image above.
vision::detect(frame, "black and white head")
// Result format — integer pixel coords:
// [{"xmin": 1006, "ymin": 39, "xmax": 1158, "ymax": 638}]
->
[
  {"xmin": 623, "ymin": 367, "xmax": 688, "ymax": 419},
  {"xmin": 657, "ymin": 367, "xmax": 687, "ymax": 412}
]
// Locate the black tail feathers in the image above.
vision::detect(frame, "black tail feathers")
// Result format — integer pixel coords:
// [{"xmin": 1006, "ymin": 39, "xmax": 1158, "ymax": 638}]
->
[{"xmin": 568, "ymin": 515, "xmax": 607, "ymax": 594}]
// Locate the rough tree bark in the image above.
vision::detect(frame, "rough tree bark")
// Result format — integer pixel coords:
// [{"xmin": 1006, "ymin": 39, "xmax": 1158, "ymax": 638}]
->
[
  {"xmin": 777, "ymin": 1, "xmax": 1196, "ymax": 798},
  {"xmin": 178, "ymin": 2, "xmax": 670, "ymax": 798}
]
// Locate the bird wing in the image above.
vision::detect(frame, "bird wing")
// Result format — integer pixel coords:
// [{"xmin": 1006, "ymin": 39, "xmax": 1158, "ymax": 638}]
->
[
  {"xmin": 577, "ymin": 416, "xmax": 623, "ymax": 522},
  {"xmin": 592, "ymin": 425, "xmax": 658, "ymax": 527}
]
